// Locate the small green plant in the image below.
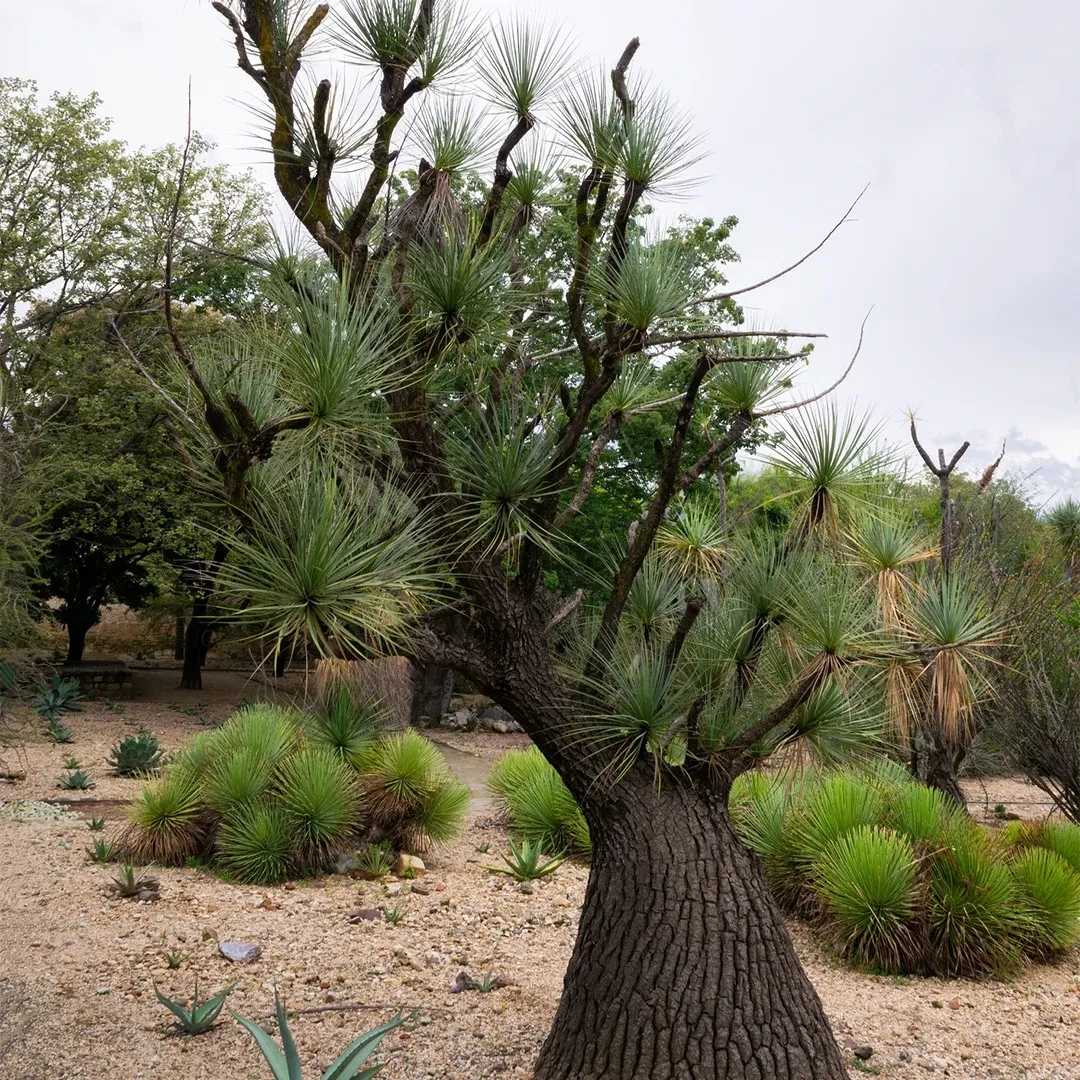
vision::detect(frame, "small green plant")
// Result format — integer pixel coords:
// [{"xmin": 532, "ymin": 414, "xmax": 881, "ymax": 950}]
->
[
  {"xmin": 155, "ymin": 978, "xmax": 232, "ymax": 1035},
  {"xmin": 104, "ymin": 699, "xmax": 126, "ymax": 714},
  {"xmin": 850, "ymin": 1060, "xmax": 882, "ymax": 1075},
  {"xmin": 109, "ymin": 864, "xmax": 160, "ymax": 899},
  {"xmin": 58, "ymin": 769, "xmax": 94, "ymax": 790},
  {"xmin": 474, "ymin": 842, "xmax": 490, "ymax": 854},
  {"xmin": 400, "ymin": 866, "xmax": 416, "ymax": 880},
  {"xmin": 108, "ymin": 730, "xmax": 164, "ymax": 777},
  {"xmin": 62, "ymin": 753, "xmax": 81, "ymax": 769},
  {"xmin": 381, "ymin": 906, "xmax": 406, "ymax": 925},
  {"xmin": 486, "ymin": 838, "xmax": 565, "ymax": 882},
  {"xmin": 994, "ymin": 803, "xmax": 1008, "ymax": 821},
  {"xmin": 87, "ymin": 815, "xmax": 106, "ymax": 831},
  {"xmin": 86, "ymin": 838, "xmax": 116, "ymax": 864},
  {"xmin": 232, "ymin": 990, "xmax": 407, "ymax": 1079},
  {"xmin": 355, "ymin": 841, "xmax": 394, "ymax": 880},
  {"xmin": 31, "ymin": 676, "xmax": 84, "ymax": 722},
  {"xmin": 477, "ymin": 971, "xmax": 500, "ymax": 993},
  {"xmin": 165, "ymin": 949, "xmax": 188, "ymax": 970},
  {"xmin": 46, "ymin": 719, "xmax": 74, "ymax": 744}
]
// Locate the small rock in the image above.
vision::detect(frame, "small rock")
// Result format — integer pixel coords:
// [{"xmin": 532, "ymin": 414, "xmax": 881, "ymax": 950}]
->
[
  {"xmin": 899, "ymin": 1048, "xmax": 913, "ymax": 1062},
  {"xmin": 450, "ymin": 970, "xmax": 478, "ymax": 993},
  {"xmin": 411, "ymin": 883, "xmax": 431, "ymax": 896},
  {"xmin": 853, "ymin": 1046, "xmax": 873, "ymax": 1061},
  {"xmin": 519, "ymin": 882, "xmax": 535, "ymax": 895},
  {"xmin": 334, "ymin": 853, "xmax": 361, "ymax": 876},
  {"xmin": 948, "ymin": 997, "xmax": 961, "ymax": 1010},
  {"xmin": 960, "ymin": 1050, "xmax": 972, "ymax": 1061},
  {"xmin": 347, "ymin": 907, "xmax": 381, "ymax": 923},
  {"xmin": 201, "ymin": 927, "xmax": 218, "ymax": 942},
  {"xmin": 395, "ymin": 853, "xmax": 425, "ymax": 877},
  {"xmin": 931, "ymin": 999, "xmax": 944, "ymax": 1009},
  {"xmin": 931, "ymin": 1058, "xmax": 949, "ymax": 1071},
  {"xmin": 96, "ymin": 986, "xmax": 111, "ymax": 995},
  {"xmin": 385, "ymin": 884, "xmax": 404, "ymax": 897},
  {"xmin": 219, "ymin": 941, "xmax": 262, "ymax": 964},
  {"xmin": 424, "ymin": 951, "xmax": 444, "ymax": 967}
]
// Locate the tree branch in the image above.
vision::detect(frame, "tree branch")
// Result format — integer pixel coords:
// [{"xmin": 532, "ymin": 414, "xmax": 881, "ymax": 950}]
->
[
  {"xmin": 664, "ymin": 595, "xmax": 703, "ymax": 675},
  {"xmin": 553, "ymin": 413, "xmax": 620, "ymax": 529}
]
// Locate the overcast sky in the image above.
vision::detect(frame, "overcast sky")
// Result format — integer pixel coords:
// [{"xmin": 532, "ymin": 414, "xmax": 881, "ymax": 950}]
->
[{"xmin": 9, "ymin": 0, "xmax": 1080, "ymax": 503}]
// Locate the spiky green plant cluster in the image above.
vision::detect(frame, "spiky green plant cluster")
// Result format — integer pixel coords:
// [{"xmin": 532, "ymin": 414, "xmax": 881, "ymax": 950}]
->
[
  {"xmin": 729, "ymin": 765, "xmax": 1080, "ymax": 976},
  {"xmin": 108, "ymin": 730, "xmax": 163, "ymax": 777},
  {"xmin": 488, "ymin": 747, "xmax": 591, "ymax": 858},
  {"xmin": 155, "ymin": 979, "xmax": 233, "ymax": 1036},
  {"xmin": 121, "ymin": 704, "xmax": 467, "ymax": 884},
  {"xmin": 486, "ymin": 837, "xmax": 565, "ymax": 882}
]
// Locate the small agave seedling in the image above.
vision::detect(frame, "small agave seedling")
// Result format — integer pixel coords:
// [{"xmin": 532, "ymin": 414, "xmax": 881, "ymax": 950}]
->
[
  {"xmin": 485, "ymin": 838, "xmax": 565, "ymax": 882},
  {"xmin": 155, "ymin": 978, "xmax": 232, "ymax": 1035},
  {"xmin": 233, "ymin": 990, "xmax": 409, "ymax": 1079}
]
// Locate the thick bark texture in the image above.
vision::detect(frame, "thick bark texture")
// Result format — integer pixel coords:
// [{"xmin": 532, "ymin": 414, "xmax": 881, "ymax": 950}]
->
[
  {"xmin": 409, "ymin": 661, "xmax": 454, "ymax": 724},
  {"xmin": 922, "ymin": 740, "xmax": 967, "ymax": 808},
  {"xmin": 535, "ymin": 778, "xmax": 846, "ymax": 1080}
]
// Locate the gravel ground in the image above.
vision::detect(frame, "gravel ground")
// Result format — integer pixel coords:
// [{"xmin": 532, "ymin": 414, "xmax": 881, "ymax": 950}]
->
[{"xmin": 1, "ymin": 701, "xmax": 1078, "ymax": 1079}]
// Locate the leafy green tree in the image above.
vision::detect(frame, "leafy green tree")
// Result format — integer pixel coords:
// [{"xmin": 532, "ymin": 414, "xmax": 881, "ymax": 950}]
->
[{"xmin": 165, "ymin": 3, "xmax": 881, "ymax": 1075}]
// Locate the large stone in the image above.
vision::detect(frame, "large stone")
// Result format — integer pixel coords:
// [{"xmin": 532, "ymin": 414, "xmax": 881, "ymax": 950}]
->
[
  {"xmin": 395, "ymin": 853, "xmax": 425, "ymax": 877},
  {"xmin": 333, "ymin": 853, "xmax": 361, "ymax": 876},
  {"xmin": 218, "ymin": 941, "xmax": 262, "ymax": 964},
  {"xmin": 476, "ymin": 705, "xmax": 522, "ymax": 733}
]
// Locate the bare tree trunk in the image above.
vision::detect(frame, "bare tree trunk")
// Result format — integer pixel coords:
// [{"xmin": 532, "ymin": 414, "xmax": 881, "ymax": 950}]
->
[
  {"xmin": 535, "ymin": 777, "xmax": 846, "ymax": 1080},
  {"xmin": 922, "ymin": 739, "xmax": 967, "ymax": 808},
  {"xmin": 64, "ymin": 613, "xmax": 93, "ymax": 665},
  {"xmin": 409, "ymin": 662, "xmax": 454, "ymax": 724},
  {"xmin": 174, "ymin": 616, "xmax": 185, "ymax": 661},
  {"xmin": 180, "ymin": 601, "xmax": 210, "ymax": 690}
]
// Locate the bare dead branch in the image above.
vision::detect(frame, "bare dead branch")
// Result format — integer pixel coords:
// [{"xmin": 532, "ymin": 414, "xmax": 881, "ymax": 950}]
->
[
  {"xmin": 553, "ymin": 413, "xmax": 620, "ymax": 528},
  {"xmin": 545, "ymin": 589, "xmax": 585, "ymax": 636},
  {"xmin": 697, "ymin": 184, "xmax": 869, "ymax": 304}
]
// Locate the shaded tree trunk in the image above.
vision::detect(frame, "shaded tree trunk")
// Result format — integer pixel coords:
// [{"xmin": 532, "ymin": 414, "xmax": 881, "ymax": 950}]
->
[
  {"xmin": 174, "ymin": 616, "xmax": 185, "ymax": 661},
  {"xmin": 180, "ymin": 542, "xmax": 228, "ymax": 691},
  {"xmin": 64, "ymin": 611, "xmax": 94, "ymax": 665},
  {"xmin": 922, "ymin": 739, "xmax": 967, "ymax": 808},
  {"xmin": 409, "ymin": 662, "xmax": 454, "ymax": 724},
  {"xmin": 535, "ymin": 777, "xmax": 846, "ymax": 1080}
]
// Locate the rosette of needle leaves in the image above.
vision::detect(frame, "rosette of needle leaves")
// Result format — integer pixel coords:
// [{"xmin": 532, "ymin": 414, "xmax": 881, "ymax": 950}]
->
[
  {"xmin": 201, "ymin": 708, "xmax": 301, "ymax": 815},
  {"xmin": 707, "ymin": 334, "xmax": 804, "ymax": 416},
  {"xmin": 274, "ymin": 746, "xmax": 360, "ymax": 868},
  {"xmin": 813, "ymin": 825, "xmax": 918, "ymax": 973},
  {"xmin": 309, "ymin": 684, "xmax": 384, "ymax": 770},
  {"xmin": 217, "ymin": 802, "xmax": 294, "ymax": 884},
  {"xmin": 488, "ymin": 747, "xmax": 591, "ymax": 858},
  {"xmin": 213, "ymin": 463, "xmax": 439, "ymax": 659},
  {"xmin": 792, "ymin": 770, "xmax": 886, "ymax": 874},
  {"xmin": 1009, "ymin": 847, "xmax": 1080, "ymax": 956},
  {"xmin": 406, "ymin": 225, "xmax": 513, "ymax": 347},
  {"xmin": 445, "ymin": 404, "xmax": 562, "ymax": 563},
  {"xmin": 766, "ymin": 402, "xmax": 893, "ymax": 542},
  {"xmin": 598, "ymin": 237, "xmax": 694, "ymax": 334},
  {"xmin": 1038, "ymin": 821, "xmax": 1080, "ymax": 873},
  {"xmin": 621, "ymin": 553, "xmax": 685, "ymax": 643},
  {"xmin": 359, "ymin": 730, "xmax": 469, "ymax": 850},
  {"xmin": 904, "ymin": 573, "xmax": 1004, "ymax": 751},
  {"xmin": 848, "ymin": 512, "xmax": 933, "ymax": 629},
  {"xmin": 926, "ymin": 827, "xmax": 1025, "ymax": 976},
  {"xmin": 122, "ymin": 772, "xmax": 206, "ymax": 865},
  {"xmin": 655, "ymin": 500, "xmax": 727, "ymax": 582}
]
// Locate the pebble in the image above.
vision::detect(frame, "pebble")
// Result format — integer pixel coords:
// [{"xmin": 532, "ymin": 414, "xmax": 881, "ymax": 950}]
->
[
  {"xmin": 0, "ymin": 800, "xmax": 81, "ymax": 823},
  {"xmin": 519, "ymin": 883, "xmax": 535, "ymax": 895},
  {"xmin": 219, "ymin": 941, "xmax": 262, "ymax": 964}
]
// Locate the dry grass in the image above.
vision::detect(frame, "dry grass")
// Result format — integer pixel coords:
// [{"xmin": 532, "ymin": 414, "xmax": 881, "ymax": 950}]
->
[{"xmin": 313, "ymin": 657, "xmax": 413, "ymax": 727}]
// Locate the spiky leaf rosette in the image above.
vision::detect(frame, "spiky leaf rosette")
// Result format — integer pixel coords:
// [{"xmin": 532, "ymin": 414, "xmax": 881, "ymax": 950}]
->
[
  {"xmin": 275, "ymin": 746, "xmax": 360, "ymax": 868},
  {"xmin": 204, "ymin": 748, "xmax": 276, "ymax": 816},
  {"xmin": 310, "ymin": 686, "xmax": 384, "ymax": 769},
  {"xmin": 1039, "ymin": 822, "xmax": 1080, "ymax": 874},
  {"xmin": 813, "ymin": 825, "xmax": 918, "ymax": 973},
  {"xmin": 488, "ymin": 747, "xmax": 591, "ymax": 858},
  {"xmin": 217, "ymin": 803, "xmax": 294, "ymax": 885},
  {"xmin": 928, "ymin": 832, "xmax": 1024, "ymax": 977},
  {"xmin": 793, "ymin": 771, "xmax": 885, "ymax": 869},
  {"xmin": 359, "ymin": 731, "xmax": 468, "ymax": 850},
  {"xmin": 1010, "ymin": 847, "xmax": 1080, "ymax": 955},
  {"xmin": 122, "ymin": 773, "xmax": 205, "ymax": 865}
]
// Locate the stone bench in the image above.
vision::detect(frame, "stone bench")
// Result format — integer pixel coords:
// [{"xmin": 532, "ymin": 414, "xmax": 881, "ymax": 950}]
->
[{"xmin": 59, "ymin": 661, "xmax": 133, "ymax": 699}]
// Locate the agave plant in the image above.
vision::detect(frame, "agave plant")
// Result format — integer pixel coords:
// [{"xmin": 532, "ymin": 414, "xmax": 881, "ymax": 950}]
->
[
  {"xmin": 108, "ymin": 730, "xmax": 163, "ymax": 777},
  {"xmin": 155, "ymin": 978, "xmax": 233, "ymax": 1036},
  {"xmin": 233, "ymin": 990, "xmax": 407, "ymax": 1080},
  {"xmin": 486, "ymin": 837, "xmax": 565, "ymax": 882}
]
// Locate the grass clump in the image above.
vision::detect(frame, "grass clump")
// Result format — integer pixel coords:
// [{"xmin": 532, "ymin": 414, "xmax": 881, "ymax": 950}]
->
[
  {"xmin": 123, "ymin": 701, "xmax": 467, "ymax": 885},
  {"xmin": 730, "ymin": 764, "xmax": 1080, "ymax": 977},
  {"xmin": 488, "ymin": 746, "xmax": 590, "ymax": 858}
]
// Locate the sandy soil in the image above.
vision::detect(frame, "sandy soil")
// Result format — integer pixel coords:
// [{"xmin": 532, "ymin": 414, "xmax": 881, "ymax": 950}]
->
[{"xmin": 1, "ymin": 700, "xmax": 1079, "ymax": 1080}]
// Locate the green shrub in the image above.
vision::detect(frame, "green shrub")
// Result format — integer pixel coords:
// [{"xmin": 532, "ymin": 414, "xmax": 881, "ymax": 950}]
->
[
  {"xmin": 122, "ymin": 773, "xmax": 205, "ymax": 864},
  {"xmin": 355, "ymin": 840, "xmax": 394, "ymax": 879},
  {"xmin": 813, "ymin": 826, "xmax": 917, "ymax": 973},
  {"xmin": 108, "ymin": 730, "xmax": 163, "ymax": 777},
  {"xmin": 928, "ymin": 831, "xmax": 1023, "ymax": 976},
  {"xmin": 276, "ymin": 746, "xmax": 358, "ymax": 866},
  {"xmin": 1038, "ymin": 821, "xmax": 1080, "ymax": 874},
  {"xmin": 360, "ymin": 730, "xmax": 469, "ymax": 849},
  {"xmin": 125, "ymin": 704, "xmax": 466, "ymax": 884},
  {"xmin": 218, "ymin": 803, "xmax": 294, "ymax": 884},
  {"xmin": 1010, "ymin": 847, "xmax": 1080, "ymax": 955},
  {"xmin": 488, "ymin": 746, "xmax": 591, "ymax": 857},
  {"xmin": 310, "ymin": 686, "xmax": 382, "ymax": 769}
]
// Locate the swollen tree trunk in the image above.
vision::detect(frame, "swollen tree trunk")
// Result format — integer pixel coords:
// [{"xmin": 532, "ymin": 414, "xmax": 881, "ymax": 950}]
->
[{"xmin": 536, "ymin": 777, "xmax": 846, "ymax": 1080}]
